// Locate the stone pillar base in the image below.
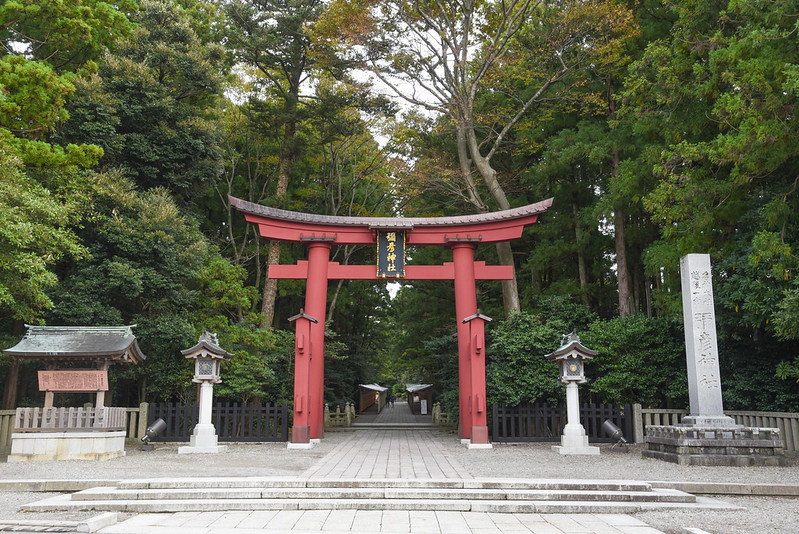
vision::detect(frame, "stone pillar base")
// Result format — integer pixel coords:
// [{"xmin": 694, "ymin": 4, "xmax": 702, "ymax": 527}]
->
[
  {"xmin": 643, "ymin": 425, "xmax": 789, "ymax": 466},
  {"xmin": 178, "ymin": 423, "xmax": 225, "ymax": 454},
  {"xmin": 552, "ymin": 424, "xmax": 600, "ymax": 455},
  {"xmin": 8, "ymin": 431, "xmax": 126, "ymax": 462},
  {"xmin": 178, "ymin": 444, "xmax": 228, "ymax": 454}
]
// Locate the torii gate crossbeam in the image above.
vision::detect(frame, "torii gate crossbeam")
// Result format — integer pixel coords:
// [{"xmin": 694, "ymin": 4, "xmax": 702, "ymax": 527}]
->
[{"xmin": 230, "ymin": 196, "xmax": 553, "ymax": 448}]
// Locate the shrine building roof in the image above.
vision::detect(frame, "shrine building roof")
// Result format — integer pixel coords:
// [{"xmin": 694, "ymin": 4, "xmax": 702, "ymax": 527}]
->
[{"xmin": 3, "ymin": 325, "xmax": 146, "ymax": 364}]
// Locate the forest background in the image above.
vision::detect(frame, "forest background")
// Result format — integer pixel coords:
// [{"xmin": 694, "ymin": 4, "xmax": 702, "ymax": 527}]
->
[{"xmin": 2, "ymin": 0, "xmax": 798, "ymax": 416}]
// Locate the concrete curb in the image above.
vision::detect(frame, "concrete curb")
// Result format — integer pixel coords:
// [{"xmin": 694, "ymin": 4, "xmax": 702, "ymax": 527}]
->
[
  {"xmin": 650, "ymin": 480, "xmax": 799, "ymax": 496},
  {"xmin": 79, "ymin": 512, "xmax": 119, "ymax": 532},
  {"xmin": 0, "ymin": 479, "xmax": 120, "ymax": 491}
]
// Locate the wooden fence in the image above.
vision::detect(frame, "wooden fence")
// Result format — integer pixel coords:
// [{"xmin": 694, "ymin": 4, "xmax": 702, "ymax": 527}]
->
[
  {"xmin": 491, "ymin": 403, "xmax": 633, "ymax": 443},
  {"xmin": 0, "ymin": 409, "xmax": 14, "ymax": 447},
  {"xmin": 14, "ymin": 407, "xmax": 126, "ymax": 432},
  {"xmin": 147, "ymin": 401, "xmax": 289, "ymax": 442}
]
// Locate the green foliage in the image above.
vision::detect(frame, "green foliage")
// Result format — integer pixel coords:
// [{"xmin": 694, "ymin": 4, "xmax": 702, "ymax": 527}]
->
[
  {"xmin": 58, "ymin": 0, "xmax": 227, "ymax": 199},
  {"xmin": 486, "ymin": 311, "xmax": 568, "ymax": 407},
  {"xmin": 0, "ymin": 0, "xmax": 136, "ymax": 72},
  {"xmin": 0, "ymin": 133, "xmax": 88, "ymax": 322},
  {"xmin": 4, "ymin": 0, "xmax": 799, "ymax": 416},
  {"xmin": 582, "ymin": 315, "xmax": 688, "ymax": 407},
  {"xmin": 215, "ymin": 324, "xmax": 294, "ymax": 404},
  {"xmin": 46, "ymin": 172, "xmax": 213, "ymax": 401}
]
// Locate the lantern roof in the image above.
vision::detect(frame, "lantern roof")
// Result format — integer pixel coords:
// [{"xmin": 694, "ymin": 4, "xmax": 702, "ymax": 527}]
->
[
  {"xmin": 3, "ymin": 325, "xmax": 145, "ymax": 364},
  {"xmin": 545, "ymin": 330, "xmax": 597, "ymax": 361},
  {"xmin": 181, "ymin": 330, "xmax": 234, "ymax": 360}
]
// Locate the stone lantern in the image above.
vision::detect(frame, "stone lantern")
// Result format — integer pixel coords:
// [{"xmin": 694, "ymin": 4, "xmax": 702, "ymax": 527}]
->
[
  {"xmin": 546, "ymin": 330, "xmax": 599, "ymax": 455},
  {"xmin": 178, "ymin": 331, "xmax": 233, "ymax": 454}
]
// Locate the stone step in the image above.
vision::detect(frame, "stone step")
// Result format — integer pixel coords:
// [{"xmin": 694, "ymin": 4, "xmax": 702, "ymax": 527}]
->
[
  {"xmin": 351, "ymin": 423, "xmax": 435, "ymax": 430},
  {"xmin": 21, "ymin": 477, "xmax": 741, "ymax": 516},
  {"xmin": 68, "ymin": 486, "xmax": 695, "ymax": 504},
  {"xmin": 24, "ymin": 494, "xmax": 737, "ymax": 515},
  {"xmin": 116, "ymin": 477, "xmax": 654, "ymax": 492}
]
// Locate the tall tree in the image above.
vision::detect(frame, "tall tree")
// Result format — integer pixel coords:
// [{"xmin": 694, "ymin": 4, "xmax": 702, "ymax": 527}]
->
[
  {"xmin": 320, "ymin": 0, "xmax": 634, "ymax": 314},
  {"xmin": 226, "ymin": 0, "xmax": 327, "ymax": 327}
]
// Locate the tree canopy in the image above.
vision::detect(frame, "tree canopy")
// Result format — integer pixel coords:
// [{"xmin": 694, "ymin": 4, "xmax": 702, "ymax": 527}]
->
[{"xmin": 1, "ymin": 0, "xmax": 798, "ymax": 414}]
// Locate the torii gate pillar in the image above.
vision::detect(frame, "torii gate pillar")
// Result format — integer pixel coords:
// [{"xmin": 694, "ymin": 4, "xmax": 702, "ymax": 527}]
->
[
  {"xmin": 287, "ymin": 309, "xmax": 317, "ymax": 448},
  {"xmin": 462, "ymin": 311, "xmax": 491, "ymax": 448},
  {"xmin": 305, "ymin": 242, "xmax": 331, "ymax": 441},
  {"xmin": 452, "ymin": 243, "xmax": 477, "ymax": 441}
]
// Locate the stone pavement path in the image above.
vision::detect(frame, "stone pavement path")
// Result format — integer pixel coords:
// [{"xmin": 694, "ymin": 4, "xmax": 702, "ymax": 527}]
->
[
  {"xmin": 98, "ymin": 510, "xmax": 665, "ymax": 533},
  {"xmin": 301, "ymin": 429, "xmax": 470, "ymax": 479}
]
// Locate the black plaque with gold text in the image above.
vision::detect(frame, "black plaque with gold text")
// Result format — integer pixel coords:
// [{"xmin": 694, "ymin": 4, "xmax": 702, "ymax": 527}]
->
[{"xmin": 376, "ymin": 230, "xmax": 405, "ymax": 277}]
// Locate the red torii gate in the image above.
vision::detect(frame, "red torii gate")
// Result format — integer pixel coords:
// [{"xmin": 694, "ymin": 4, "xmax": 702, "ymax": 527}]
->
[{"xmin": 230, "ymin": 196, "xmax": 553, "ymax": 447}]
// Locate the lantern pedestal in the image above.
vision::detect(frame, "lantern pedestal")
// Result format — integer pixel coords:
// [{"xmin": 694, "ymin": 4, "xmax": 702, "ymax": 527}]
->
[
  {"xmin": 552, "ymin": 382, "xmax": 599, "ymax": 455},
  {"xmin": 178, "ymin": 376, "xmax": 226, "ymax": 455},
  {"xmin": 178, "ymin": 424, "xmax": 227, "ymax": 454}
]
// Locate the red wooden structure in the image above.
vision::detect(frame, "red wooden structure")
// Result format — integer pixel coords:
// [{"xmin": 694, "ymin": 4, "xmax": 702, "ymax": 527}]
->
[{"xmin": 230, "ymin": 196, "xmax": 552, "ymax": 446}]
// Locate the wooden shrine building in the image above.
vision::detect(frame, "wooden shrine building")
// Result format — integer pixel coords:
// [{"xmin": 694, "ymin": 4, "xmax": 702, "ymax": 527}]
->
[{"xmin": 4, "ymin": 325, "xmax": 145, "ymax": 409}]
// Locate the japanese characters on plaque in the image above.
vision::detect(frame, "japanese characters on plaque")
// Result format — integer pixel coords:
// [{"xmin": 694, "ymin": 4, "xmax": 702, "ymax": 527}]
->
[
  {"xmin": 688, "ymin": 268, "xmax": 721, "ymax": 390},
  {"xmin": 38, "ymin": 370, "xmax": 109, "ymax": 392},
  {"xmin": 376, "ymin": 230, "xmax": 405, "ymax": 277}
]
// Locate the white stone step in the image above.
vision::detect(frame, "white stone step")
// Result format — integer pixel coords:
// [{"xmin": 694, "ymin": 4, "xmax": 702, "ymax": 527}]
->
[
  {"xmin": 68, "ymin": 485, "xmax": 695, "ymax": 504},
  {"xmin": 22, "ymin": 493, "xmax": 740, "ymax": 515}
]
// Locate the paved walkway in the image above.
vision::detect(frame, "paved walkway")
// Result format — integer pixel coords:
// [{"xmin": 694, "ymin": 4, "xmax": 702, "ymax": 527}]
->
[
  {"xmin": 302, "ymin": 429, "xmax": 469, "ymax": 479},
  {"xmin": 100, "ymin": 510, "xmax": 665, "ymax": 533},
  {"xmin": 355, "ymin": 400, "xmax": 430, "ymax": 424}
]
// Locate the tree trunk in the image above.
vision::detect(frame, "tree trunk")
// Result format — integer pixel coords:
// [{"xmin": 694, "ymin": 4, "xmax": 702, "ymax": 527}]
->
[
  {"xmin": 260, "ymin": 103, "xmax": 297, "ymax": 328},
  {"xmin": 608, "ymin": 77, "xmax": 631, "ymax": 318},
  {"xmin": 615, "ymin": 206, "xmax": 632, "ymax": 318},
  {"xmin": 573, "ymin": 202, "xmax": 589, "ymax": 306},
  {"xmin": 328, "ymin": 278, "xmax": 344, "ymax": 318},
  {"xmin": 465, "ymin": 125, "xmax": 521, "ymax": 315},
  {"xmin": 1, "ymin": 362, "xmax": 19, "ymax": 410}
]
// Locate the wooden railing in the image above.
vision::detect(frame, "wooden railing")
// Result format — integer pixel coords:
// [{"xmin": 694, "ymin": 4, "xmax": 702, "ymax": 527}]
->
[
  {"xmin": 14, "ymin": 407, "xmax": 126, "ymax": 432},
  {"xmin": 325, "ymin": 403, "xmax": 356, "ymax": 428}
]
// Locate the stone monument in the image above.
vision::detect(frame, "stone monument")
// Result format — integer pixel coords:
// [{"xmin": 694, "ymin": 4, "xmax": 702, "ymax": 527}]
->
[{"xmin": 643, "ymin": 254, "xmax": 787, "ymax": 466}]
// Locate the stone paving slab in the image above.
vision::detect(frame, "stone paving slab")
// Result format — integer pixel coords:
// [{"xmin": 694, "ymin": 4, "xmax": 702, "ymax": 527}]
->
[
  {"xmin": 93, "ymin": 511, "xmax": 666, "ymax": 533},
  {"xmin": 302, "ymin": 429, "xmax": 470, "ymax": 480}
]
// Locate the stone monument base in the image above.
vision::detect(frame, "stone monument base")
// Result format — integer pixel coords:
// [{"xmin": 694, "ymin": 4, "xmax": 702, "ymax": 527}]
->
[
  {"xmin": 8, "ymin": 431, "xmax": 126, "ymax": 462},
  {"xmin": 643, "ymin": 425, "xmax": 788, "ymax": 466}
]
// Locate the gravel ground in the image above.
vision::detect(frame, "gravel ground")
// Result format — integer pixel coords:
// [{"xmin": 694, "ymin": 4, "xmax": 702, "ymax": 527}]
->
[{"xmin": 1, "ymin": 433, "xmax": 797, "ymax": 533}]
